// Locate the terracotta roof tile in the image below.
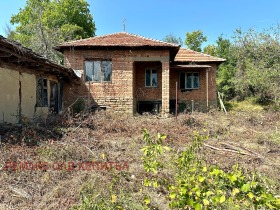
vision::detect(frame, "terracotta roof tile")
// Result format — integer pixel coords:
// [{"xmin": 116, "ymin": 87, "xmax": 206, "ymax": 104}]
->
[
  {"xmin": 57, "ymin": 32, "xmax": 180, "ymax": 48},
  {"xmin": 174, "ymin": 48, "xmax": 225, "ymax": 62}
]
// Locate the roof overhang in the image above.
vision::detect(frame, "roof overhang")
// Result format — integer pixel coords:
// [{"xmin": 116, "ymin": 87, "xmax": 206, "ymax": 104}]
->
[
  {"xmin": 171, "ymin": 64, "xmax": 212, "ymax": 69},
  {"xmin": 55, "ymin": 45, "xmax": 180, "ymax": 63},
  {"xmin": 55, "ymin": 44, "xmax": 179, "ymax": 51},
  {"xmin": 0, "ymin": 35, "xmax": 78, "ymax": 80},
  {"xmin": 174, "ymin": 48, "xmax": 226, "ymax": 63}
]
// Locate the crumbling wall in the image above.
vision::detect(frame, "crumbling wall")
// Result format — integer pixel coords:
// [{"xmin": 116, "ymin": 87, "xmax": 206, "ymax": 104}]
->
[{"xmin": 0, "ymin": 66, "xmax": 60, "ymax": 123}]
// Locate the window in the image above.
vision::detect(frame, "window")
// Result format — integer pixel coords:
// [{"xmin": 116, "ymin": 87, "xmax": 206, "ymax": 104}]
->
[
  {"xmin": 145, "ymin": 69, "xmax": 157, "ymax": 87},
  {"xmin": 37, "ymin": 78, "xmax": 48, "ymax": 107},
  {"xmin": 179, "ymin": 72, "xmax": 199, "ymax": 89},
  {"xmin": 85, "ymin": 60, "xmax": 112, "ymax": 82}
]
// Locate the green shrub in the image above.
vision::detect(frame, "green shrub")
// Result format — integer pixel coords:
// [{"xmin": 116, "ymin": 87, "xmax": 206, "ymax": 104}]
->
[{"xmin": 140, "ymin": 129, "xmax": 280, "ymax": 209}]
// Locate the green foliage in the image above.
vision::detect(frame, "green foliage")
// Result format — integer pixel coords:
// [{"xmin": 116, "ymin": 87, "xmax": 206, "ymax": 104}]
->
[
  {"xmin": 141, "ymin": 129, "xmax": 170, "ymax": 209},
  {"xmin": 204, "ymin": 35, "xmax": 237, "ymax": 100},
  {"xmin": 140, "ymin": 129, "xmax": 280, "ymax": 209},
  {"xmin": 216, "ymin": 63, "xmax": 236, "ymax": 100},
  {"xmin": 185, "ymin": 30, "xmax": 207, "ymax": 52},
  {"xmin": 203, "ymin": 25, "xmax": 280, "ymax": 105},
  {"xmin": 163, "ymin": 33, "xmax": 183, "ymax": 45},
  {"xmin": 10, "ymin": 0, "xmax": 96, "ymax": 62},
  {"xmin": 215, "ymin": 25, "xmax": 280, "ymax": 104},
  {"xmin": 168, "ymin": 131, "xmax": 280, "ymax": 209},
  {"xmin": 232, "ymin": 26, "xmax": 280, "ymax": 104},
  {"xmin": 215, "ymin": 35, "xmax": 232, "ymax": 59},
  {"xmin": 141, "ymin": 128, "xmax": 170, "ymax": 174},
  {"xmin": 203, "ymin": 44, "xmax": 216, "ymax": 56}
]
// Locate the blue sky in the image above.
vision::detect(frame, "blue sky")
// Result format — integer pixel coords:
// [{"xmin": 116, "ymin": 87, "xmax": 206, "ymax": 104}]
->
[{"xmin": 0, "ymin": 0, "xmax": 279, "ymax": 47}]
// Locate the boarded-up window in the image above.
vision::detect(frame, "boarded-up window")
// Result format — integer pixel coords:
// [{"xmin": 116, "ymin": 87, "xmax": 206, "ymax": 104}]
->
[
  {"xmin": 84, "ymin": 60, "xmax": 112, "ymax": 82},
  {"xmin": 37, "ymin": 78, "xmax": 48, "ymax": 107}
]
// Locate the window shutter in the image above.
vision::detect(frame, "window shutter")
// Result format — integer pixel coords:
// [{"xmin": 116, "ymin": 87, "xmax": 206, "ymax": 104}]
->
[
  {"xmin": 179, "ymin": 72, "xmax": 185, "ymax": 89},
  {"xmin": 145, "ymin": 70, "xmax": 151, "ymax": 86}
]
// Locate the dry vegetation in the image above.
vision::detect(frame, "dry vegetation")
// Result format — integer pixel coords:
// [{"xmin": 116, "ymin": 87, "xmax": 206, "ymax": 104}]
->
[{"xmin": 0, "ymin": 108, "xmax": 279, "ymax": 209}]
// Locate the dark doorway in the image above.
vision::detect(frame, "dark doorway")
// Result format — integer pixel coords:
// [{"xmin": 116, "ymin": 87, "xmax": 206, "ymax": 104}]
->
[
  {"xmin": 137, "ymin": 101, "xmax": 162, "ymax": 114},
  {"xmin": 50, "ymin": 81, "xmax": 59, "ymax": 114}
]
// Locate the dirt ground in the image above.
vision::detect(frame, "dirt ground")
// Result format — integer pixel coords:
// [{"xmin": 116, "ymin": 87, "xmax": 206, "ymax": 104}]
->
[{"xmin": 0, "ymin": 109, "xmax": 279, "ymax": 209}]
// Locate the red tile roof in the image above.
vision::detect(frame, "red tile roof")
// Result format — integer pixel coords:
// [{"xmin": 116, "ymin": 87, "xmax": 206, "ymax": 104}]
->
[
  {"xmin": 56, "ymin": 32, "xmax": 180, "ymax": 49},
  {"xmin": 174, "ymin": 48, "xmax": 225, "ymax": 63},
  {"xmin": 56, "ymin": 33, "xmax": 225, "ymax": 63}
]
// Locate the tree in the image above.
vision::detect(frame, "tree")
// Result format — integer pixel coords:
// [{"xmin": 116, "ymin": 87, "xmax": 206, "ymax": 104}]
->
[
  {"xmin": 4, "ymin": 24, "xmax": 16, "ymax": 40},
  {"xmin": 10, "ymin": 0, "xmax": 96, "ymax": 63},
  {"xmin": 232, "ymin": 26, "xmax": 280, "ymax": 104},
  {"xmin": 215, "ymin": 35, "xmax": 231, "ymax": 59},
  {"xmin": 185, "ymin": 30, "xmax": 207, "ymax": 52},
  {"xmin": 203, "ymin": 44, "xmax": 216, "ymax": 56},
  {"xmin": 213, "ymin": 36, "xmax": 237, "ymax": 100},
  {"xmin": 163, "ymin": 33, "xmax": 183, "ymax": 45}
]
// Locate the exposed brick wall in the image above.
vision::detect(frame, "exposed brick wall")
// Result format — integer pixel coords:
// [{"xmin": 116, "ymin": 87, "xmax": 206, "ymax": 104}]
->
[
  {"xmin": 134, "ymin": 61, "xmax": 162, "ymax": 101},
  {"xmin": 169, "ymin": 64, "xmax": 217, "ymax": 111},
  {"xmin": 63, "ymin": 48, "xmax": 170, "ymax": 114},
  {"xmin": 63, "ymin": 48, "xmax": 217, "ymax": 114}
]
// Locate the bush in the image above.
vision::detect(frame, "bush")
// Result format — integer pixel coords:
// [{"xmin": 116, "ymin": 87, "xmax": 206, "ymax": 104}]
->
[{"xmin": 141, "ymin": 129, "xmax": 280, "ymax": 209}]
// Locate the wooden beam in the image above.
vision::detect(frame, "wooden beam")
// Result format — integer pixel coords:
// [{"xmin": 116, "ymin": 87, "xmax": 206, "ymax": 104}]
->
[
  {"xmin": 0, "ymin": 46, "xmax": 33, "ymax": 62},
  {"xmin": 0, "ymin": 42, "xmax": 76, "ymax": 79},
  {"xmin": 7, "ymin": 56, "xmax": 26, "ymax": 63},
  {"xmin": 0, "ymin": 51, "xmax": 12, "ymax": 58},
  {"xmin": 26, "ymin": 62, "xmax": 41, "ymax": 67}
]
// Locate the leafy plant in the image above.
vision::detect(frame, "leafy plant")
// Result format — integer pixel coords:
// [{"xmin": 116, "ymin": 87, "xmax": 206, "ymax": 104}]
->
[
  {"xmin": 140, "ymin": 129, "xmax": 280, "ymax": 209},
  {"xmin": 141, "ymin": 128, "xmax": 170, "ymax": 174},
  {"xmin": 185, "ymin": 30, "xmax": 207, "ymax": 52},
  {"xmin": 141, "ymin": 129, "xmax": 170, "ymax": 208},
  {"xmin": 168, "ymin": 131, "xmax": 280, "ymax": 209}
]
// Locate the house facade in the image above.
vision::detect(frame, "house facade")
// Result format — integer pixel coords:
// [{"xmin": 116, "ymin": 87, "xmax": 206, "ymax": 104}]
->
[
  {"xmin": 56, "ymin": 32, "xmax": 225, "ymax": 115},
  {"xmin": 0, "ymin": 35, "xmax": 78, "ymax": 123}
]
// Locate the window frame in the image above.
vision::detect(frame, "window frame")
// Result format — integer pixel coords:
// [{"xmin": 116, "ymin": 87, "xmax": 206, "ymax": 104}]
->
[
  {"xmin": 179, "ymin": 72, "xmax": 200, "ymax": 90},
  {"xmin": 84, "ymin": 60, "xmax": 112, "ymax": 83},
  {"xmin": 145, "ymin": 68, "xmax": 158, "ymax": 87},
  {"xmin": 36, "ymin": 78, "xmax": 48, "ymax": 107}
]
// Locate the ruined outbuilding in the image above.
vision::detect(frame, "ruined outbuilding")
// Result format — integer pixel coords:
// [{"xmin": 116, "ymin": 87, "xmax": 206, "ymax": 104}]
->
[{"xmin": 0, "ymin": 35, "xmax": 78, "ymax": 123}]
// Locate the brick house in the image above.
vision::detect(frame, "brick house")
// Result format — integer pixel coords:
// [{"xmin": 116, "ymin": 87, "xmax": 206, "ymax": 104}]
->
[
  {"xmin": 56, "ymin": 32, "xmax": 225, "ymax": 115},
  {"xmin": 0, "ymin": 35, "xmax": 78, "ymax": 123}
]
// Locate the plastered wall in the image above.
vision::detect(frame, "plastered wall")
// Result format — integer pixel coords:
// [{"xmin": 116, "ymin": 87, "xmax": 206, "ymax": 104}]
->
[{"xmin": 0, "ymin": 66, "xmax": 55, "ymax": 123}]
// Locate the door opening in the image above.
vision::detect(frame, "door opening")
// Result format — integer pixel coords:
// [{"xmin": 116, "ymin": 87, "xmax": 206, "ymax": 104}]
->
[{"xmin": 50, "ymin": 81, "xmax": 59, "ymax": 114}]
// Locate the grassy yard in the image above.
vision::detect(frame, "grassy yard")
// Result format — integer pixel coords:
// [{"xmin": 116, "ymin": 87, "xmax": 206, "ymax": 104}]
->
[{"xmin": 0, "ymin": 108, "xmax": 279, "ymax": 209}]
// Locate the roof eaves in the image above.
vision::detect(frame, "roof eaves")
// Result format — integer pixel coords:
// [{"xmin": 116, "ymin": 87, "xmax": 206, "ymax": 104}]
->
[
  {"xmin": 56, "ymin": 32, "xmax": 180, "ymax": 49},
  {"xmin": 175, "ymin": 48, "xmax": 226, "ymax": 62},
  {"xmin": 0, "ymin": 35, "xmax": 78, "ymax": 79}
]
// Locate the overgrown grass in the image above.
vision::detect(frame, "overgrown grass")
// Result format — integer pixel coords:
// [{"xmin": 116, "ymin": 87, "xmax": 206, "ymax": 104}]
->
[
  {"xmin": 227, "ymin": 98, "xmax": 264, "ymax": 112},
  {"xmin": 0, "ymin": 109, "xmax": 279, "ymax": 209}
]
